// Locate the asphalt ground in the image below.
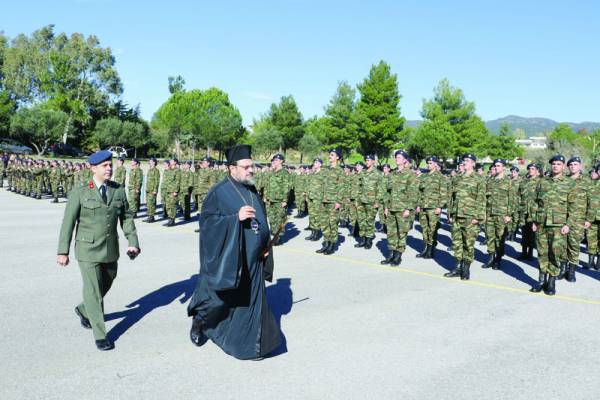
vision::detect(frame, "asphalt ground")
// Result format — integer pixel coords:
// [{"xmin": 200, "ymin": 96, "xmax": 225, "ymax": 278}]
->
[{"xmin": 1, "ymin": 187, "xmax": 600, "ymax": 400}]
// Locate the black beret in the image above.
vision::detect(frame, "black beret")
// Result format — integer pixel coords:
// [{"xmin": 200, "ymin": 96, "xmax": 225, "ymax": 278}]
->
[
  {"xmin": 549, "ymin": 154, "xmax": 565, "ymax": 163},
  {"xmin": 526, "ymin": 163, "xmax": 539, "ymax": 170},
  {"xmin": 510, "ymin": 166, "xmax": 520, "ymax": 172},
  {"xmin": 567, "ymin": 156, "xmax": 582, "ymax": 165},
  {"xmin": 382, "ymin": 163, "xmax": 391, "ymax": 168},
  {"xmin": 313, "ymin": 157, "xmax": 323, "ymax": 164},
  {"xmin": 426, "ymin": 155, "xmax": 439, "ymax": 163},
  {"xmin": 355, "ymin": 161, "xmax": 365, "ymax": 169},
  {"xmin": 200, "ymin": 156, "xmax": 211, "ymax": 162},
  {"xmin": 329, "ymin": 148, "xmax": 342, "ymax": 158},
  {"xmin": 364, "ymin": 154, "xmax": 375, "ymax": 161},
  {"xmin": 117, "ymin": 157, "xmax": 124, "ymax": 162},
  {"xmin": 493, "ymin": 159, "xmax": 506, "ymax": 166},
  {"xmin": 271, "ymin": 153, "xmax": 285, "ymax": 162},
  {"xmin": 88, "ymin": 150, "xmax": 113, "ymax": 166},
  {"xmin": 462, "ymin": 153, "xmax": 477, "ymax": 162},
  {"xmin": 394, "ymin": 149, "xmax": 409, "ymax": 159},
  {"xmin": 132, "ymin": 158, "xmax": 139, "ymax": 164},
  {"xmin": 186, "ymin": 161, "xmax": 192, "ymax": 165},
  {"xmin": 149, "ymin": 157, "xmax": 157, "ymax": 162}
]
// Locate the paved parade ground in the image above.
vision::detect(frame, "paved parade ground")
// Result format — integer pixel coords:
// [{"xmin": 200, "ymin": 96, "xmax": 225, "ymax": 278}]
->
[{"xmin": 2, "ymin": 188, "xmax": 600, "ymax": 400}]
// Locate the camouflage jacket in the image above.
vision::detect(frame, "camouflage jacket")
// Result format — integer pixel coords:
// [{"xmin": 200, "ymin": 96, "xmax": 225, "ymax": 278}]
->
[
  {"xmin": 321, "ymin": 165, "xmax": 344, "ymax": 203},
  {"xmin": 193, "ymin": 168, "xmax": 215, "ymax": 196},
  {"xmin": 569, "ymin": 174, "xmax": 589, "ymax": 224},
  {"xmin": 128, "ymin": 168, "xmax": 144, "ymax": 192},
  {"xmin": 449, "ymin": 171, "xmax": 486, "ymax": 220},
  {"xmin": 163, "ymin": 168, "xmax": 181, "ymax": 193},
  {"xmin": 113, "ymin": 166, "xmax": 127, "ymax": 186},
  {"xmin": 518, "ymin": 176, "xmax": 540, "ymax": 224},
  {"xmin": 146, "ymin": 167, "xmax": 160, "ymax": 193},
  {"xmin": 418, "ymin": 170, "xmax": 447, "ymax": 209},
  {"xmin": 263, "ymin": 168, "xmax": 290, "ymax": 202},
  {"xmin": 359, "ymin": 168, "xmax": 383, "ymax": 204},
  {"xmin": 586, "ymin": 179, "xmax": 600, "ymax": 222},
  {"xmin": 307, "ymin": 170, "xmax": 325, "ymax": 201},
  {"xmin": 485, "ymin": 174, "xmax": 518, "ymax": 217},
  {"xmin": 533, "ymin": 174, "xmax": 577, "ymax": 227},
  {"xmin": 180, "ymin": 170, "xmax": 194, "ymax": 190},
  {"xmin": 383, "ymin": 168, "xmax": 418, "ymax": 212}
]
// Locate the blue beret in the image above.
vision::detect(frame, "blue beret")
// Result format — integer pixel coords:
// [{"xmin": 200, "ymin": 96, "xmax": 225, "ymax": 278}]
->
[
  {"xmin": 149, "ymin": 157, "xmax": 157, "ymax": 162},
  {"xmin": 527, "ymin": 163, "xmax": 539, "ymax": 170},
  {"xmin": 549, "ymin": 154, "xmax": 565, "ymax": 163},
  {"xmin": 463, "ymin": 153, "xmax": 477, "ymax": 162},
  {"xmin": 355, "ymin": 161, "xmax": 365, "ymax": 169},
  {"xmin": 567, "ymin": 156, "xmax": 582, "ymax": 165},
  {"xmin": 493, "ymin": 159, "xmax": 506, "ymax": 166},
  {"xmin": 329, "ymin": 148, "xmax": 342, "ymax": 158},
  {"xmin": 364, "ymin": 154, "xmax": 375, "ymax": 161},
  {"xmin": 271, "ymin": 153, "xmax": 285, "ymax": 162},
  {"xmin": 313, "ymin": 157, "xmax": 323, "ymax": 164},
  {"xmin": 88, "ymin": 150, "xmax": 113, "ymax": 166},
  {"xmin": 425, "ymin": 155, "xmax": 439, "ymax": 163},
  {"xmin": 200, "ymin": 156, "xmax": 211, "ymax": 162},
  {"xmin": 382, "ymin": 163, "xmax": 391, "ymax": 168},
  {"xmin": 394, "ymin": 149, "xmax": 409, "ymax": 158}
]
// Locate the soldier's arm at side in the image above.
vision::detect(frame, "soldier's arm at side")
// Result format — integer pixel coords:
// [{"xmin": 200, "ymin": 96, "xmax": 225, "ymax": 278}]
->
[
  {"xmin": 119, "ymin": 188, "xmax": 141, "ymax": 251},
  {"xmin": 56, "ymin": 188, "xmax": 82, "ymax": 263}
]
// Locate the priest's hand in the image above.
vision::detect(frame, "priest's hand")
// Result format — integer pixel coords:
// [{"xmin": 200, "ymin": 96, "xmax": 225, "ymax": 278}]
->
[{"xmin": 239, "ymin": 205, "xmax": 256, "ymax": 221}]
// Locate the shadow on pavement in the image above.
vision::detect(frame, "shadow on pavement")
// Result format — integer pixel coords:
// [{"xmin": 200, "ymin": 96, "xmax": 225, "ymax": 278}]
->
[{"xmin": 265, "ymin": 278, "xmax": 293, "ymax": 358}]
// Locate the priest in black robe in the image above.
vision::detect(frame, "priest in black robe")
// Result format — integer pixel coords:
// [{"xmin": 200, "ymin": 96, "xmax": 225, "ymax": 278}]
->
[{"xmin": 187, "ymin": 145, "xmax": 281, "ymax": 360}]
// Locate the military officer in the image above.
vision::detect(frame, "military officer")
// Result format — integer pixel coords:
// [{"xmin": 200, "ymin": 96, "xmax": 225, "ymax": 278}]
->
[
  {"xmin": 381, "ymin": 150, "xmax": 418, "ymax": 266},
  {"xmin": 263, "ymin": 154, "xmax": 290, "ymax": 245},
  {"xmin": 517, "ymin": 163, "xmax": 541, "ymax": 260},
  {"xmin": 530, "ymin": 155, "xmax": 576, "ymax": 296},
  {"xmin": 305, "ymin": 158, "xmax": 324, "ymax": 242},
  {"xmin": 314, "ymin": 149, "xmax": 344, "ymax": 255},
  {"xmin": 416, "ymin": 156, "xmax": 447, "ymax": 259},
  {"xmin": 180, "ymin": 161, "xmax": 195, "ymax": 220},
  {"xmin": 144, "ymin": 157, "xmax": 160, "ymax": 223},
  {"xmin": 163, "ymin": 158, "xmax": 181, "ymax": 227},
  {"xmin": 444, "ymin": 154, "xmax": 486, "ymax": 280},
  {"xmin": 128, "ymin": 158, "xmax": 144, "ymax": 216},
  {"xmin": 56, "ymin": 150, "xmax": 140, "ymax": 351}
]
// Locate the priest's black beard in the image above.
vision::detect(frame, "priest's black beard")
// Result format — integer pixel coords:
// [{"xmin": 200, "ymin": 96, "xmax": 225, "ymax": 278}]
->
[{"xmin": 231, "ymin": 174, "xmax": 256, "ymax": 186}]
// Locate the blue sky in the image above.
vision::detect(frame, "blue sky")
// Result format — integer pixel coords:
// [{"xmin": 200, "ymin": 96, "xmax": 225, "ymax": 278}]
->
[{"xmin": 2, "ymin": 0, "xmax": 599, "ymax": 124}]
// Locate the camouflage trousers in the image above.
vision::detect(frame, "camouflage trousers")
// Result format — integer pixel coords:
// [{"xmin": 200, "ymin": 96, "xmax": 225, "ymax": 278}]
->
[
  {"xmin": 536, "ymin": 224, "xmax": 566, "ymax": 277},
  {"xmin": 195, "ymin": 193, "xmax": 207, "ymax": 213},
  {"xmin": 267, "ymin": 200, "xmax": 287, "ymax": 235},
  {"xmin": 587, "ymin": 221, "xmax": 600, "ymax": 255},
  {"xmin": 307, "ymin": 198, "xmax": 321, "ymax": 230},
  {"xmin": 182, "ymin": 188, "xmax": 192, "ymax": 219},
  {"xmin": 485, "ymin": 215, "xmax": 509, "ymax": 254},
  {"xmin": 339, "ymin": 200, "xmax": 350, "ymax": 221},
  {"xmin": 521, "ymin": 221, "xmax": 536, "ymax": 248},
  {"xmin": 297, "ymin": 194, "xmax": 307, "ymax": 213},
  {"xmin": 567, "ymin": 224, "xmax": 586, "ymax": 264},
  {"xmin": 357, "ymin": 202, "xmax": 378, "ymax": 238},
  {"xmin": 452, "ymin": 217, "xmax": 480, "ymax": 263},
  {"xmin": 320, "ymin": 202, "xmax": 340, "ymax": 243},
  {"xmin": 146, "ymin": 192, "xmax": 157, "ymax": 217},
  {"xmin": 347, "ymin": 200, "xmax": 359, "ymax": 226},
  {"xmin": 420, "ymin": 208, "xmax": 441, "ymax": 245},
  {"xmin": 386, "ymin": 210, "xmax": 414, "ymax": 252},
  {"xmin": 129, "ymin": 190, "xmax": 141, "ymax": 213},
  {"xmin": 165, "ymin": 193, "xmax": 179, "ymax": 220},
  {"xmin": 161, "ymin": 189, "xmax": 168, "ymax": 216}
]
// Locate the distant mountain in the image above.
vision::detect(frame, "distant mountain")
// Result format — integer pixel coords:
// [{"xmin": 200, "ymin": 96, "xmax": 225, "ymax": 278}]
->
[{"xmin": 404, "ymin": 115, "xmax": 600, "ymax": 137}]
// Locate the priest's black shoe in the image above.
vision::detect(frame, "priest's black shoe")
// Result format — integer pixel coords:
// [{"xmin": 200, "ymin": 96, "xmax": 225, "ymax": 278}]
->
[
  {"xmin": 482, "ymin": 253, "xmax": 496, "ymax": 269},
  {"xmin": 75, "ymin": 307, "xmax": 91, "ymax": 329},
  {"xmin": 544, "ymin": 276, "xmax": 556, "ymax": 296},
  {"xmin": 530, "ymin": 271, "xmax": 547, "ymax": 293},
  {"xmin": 190, "ymin": 318, "xmax": 208, "ymax": 347},
  {"xmin": 316, "ymin": 241, "xmax": 329, "ymax": 254},
  {"xmin": 95, "ymin": 339, "xmax": 114, "ymax": 351},
  {"xmin": 444, "ymin": 261, "xmax": 463, "ymax": 278}
]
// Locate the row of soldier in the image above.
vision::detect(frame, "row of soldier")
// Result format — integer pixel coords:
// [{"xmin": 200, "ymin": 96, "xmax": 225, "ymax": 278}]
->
[{"xmin": 2, "ymin": 150, "xmax": 600, "ymax": 297}]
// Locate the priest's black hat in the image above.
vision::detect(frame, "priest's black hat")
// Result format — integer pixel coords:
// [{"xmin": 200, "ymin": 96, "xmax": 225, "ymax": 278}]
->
[{"xmin": 225, "ymin": 145, "xmax": 252, "ymax": 164}]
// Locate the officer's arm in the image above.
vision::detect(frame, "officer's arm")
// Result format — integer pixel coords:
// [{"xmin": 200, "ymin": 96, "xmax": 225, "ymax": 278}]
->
[
  {"xmin": 119, "ymin": 188, "xmax": 140, "ymax": 249},
  {"xmin": 57, "ymin": 188, "xmax": 81, "ymax": 255}
]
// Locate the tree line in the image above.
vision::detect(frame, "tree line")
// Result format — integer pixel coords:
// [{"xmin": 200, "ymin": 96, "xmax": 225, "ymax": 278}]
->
[{"xmin": 4, "ymin": 25, "xmax": 595, "ymax": 165}]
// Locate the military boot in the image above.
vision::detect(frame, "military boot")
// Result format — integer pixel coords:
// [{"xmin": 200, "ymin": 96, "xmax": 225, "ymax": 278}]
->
[
  {"xmin": 428, "ymin": 243, "xmax": 436, "ymax": 259},
  {"xmin": 557, "ymin": 261, "xmax": 567, "ymax": 280},
  {"xmin": 354, "ymin": 237, "xmax": 365, "ymax": 248},
  {"xmin": 311, "ymin": 230, "xmax": 322, "ymax": 241},
  {"xmin": 416, "ymin": 244, "xmax": 429, "ymax": 258},
  {"xmin": 594, "ymin": 254, "xmax": 600, "ymax": 271},
  {"xmin": 527, "ymin": 246, "xmax": 534, "ymax": 260},
  {"xmin": 51, "ymin": 198, "xmax": 58, "ymax": 203},
  {"xmin": 164, "ymin": 218, "xmax": 175, "ymax": 227},
  {"xmin": 323, "ymin": 241, "xmax": 336, "ymax": 255},
  {"xmin": 364, "ymin": 237, "xmax": 374, "ymax": 250},
  {"xmin": 304, "ymin": 229, "xmax": 315, "ymax": 240},
  {"xmin": 316, "ymin": 241, "xmax": 329, "ymax": 254},
  {"xmin": 483, "ymin": 252, "xmax": 496, "ymax": 269},
  {"xmin": 461, "ymin": 262, "xmax": 471, "ymax": 280},
  {"xmin": 566, "ymin": 263, "xmax": 577, "ymax": 282},
  {"xmin": 294, "ymin": 210, "xmax": 302, "ymax": 219},
  {"xmin": 145, "ymin": 216, "xmax": 155, "ymax": 223},
  {"xmin": 530, "ymin": 270, "xmax": 547, "ymax": 293},
  {"xmin": 492, "ymin": 253, "xmax": 502, "ymax": 270},
  {"xmin": 390, "ymin": 251, "xmax": 402, "ymax": 266},
  {"xmin": 584, "ymin": 254, "xmax": 595, "ymax": 269},
  {"xmin": 518, "ymin": 246, "xmax": 528, "ymax": 261},
  {"xmin": 544, "ymin": 276, "xmax": 556, "ymax": 296},
  {"xmin": 380, "ymin": 250, "xmax": 394, "ymax": 265},
  {"xmin": 444, "ymin": 260, "xmax": 463, "ymax": 278}
]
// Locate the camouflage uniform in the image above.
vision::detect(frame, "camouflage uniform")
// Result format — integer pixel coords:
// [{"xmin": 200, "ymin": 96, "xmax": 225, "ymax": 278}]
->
[
  {"xmin": 113, "ymin": 165, "xmax": 127, "ymax": 186},
  {"xmin": 566, "ymin": 174, "xmax": 588, "ymax": 271},
  {"xmin": 306, "ymin": 168, "xmax": 325, "ymax": 238},
  {"xmin": 483, "ymin": 171, "xmax": 518, "ymax": 269},
  {"xmin": 383, "ymin": 167, "xmax": 418, "ymax": 263},
  {"xmin": 356, "ymin": 167, "xmax": 383, "ymax": 248},
  {"xmin": 319, "ymin": 165, "xmax": 344, "ymax": 248},
  {"xmin": 585, "ymin": 177, "xmax": 600, "ymax": 270},
  {"xmin": 0, "ymin": 160, "xmax": 5, "ymax": 187},
  {"xmin": 263, "ymin": 168, "xmax": 290, "ymax": 235},
  {"xmin": 180, "ymin": 166, "xmax": 195, "ymax": 220},
  {"xmin": 193, "ymin": 167, "xmax": 216, "ymax": 212},
  {"xmin": 128, "ymin": 167, "xmax": 144, "ymax": 214},
  {"xmin": 518, "ymin": 174, "xmax": 540, "ymax": 259},
  {"xmin": 145, "ymin": 165, "xmax": 160, "ymax": 220},
  {"xmin": 163, "ymin": 166, "xmax": 181, "ymax": 225},
  {"xmin": 417, "ymin": 169, "xmax": 447, "ymax": 256},
  {"xmin": 448, "ymin": 171, "xmax": 486, "ymax": 267}
]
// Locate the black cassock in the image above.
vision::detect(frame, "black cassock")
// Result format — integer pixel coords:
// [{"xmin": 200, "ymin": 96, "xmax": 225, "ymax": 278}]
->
[{"xmin": 187, "ymin": 177, "xmax": 281, "ymax": 360}]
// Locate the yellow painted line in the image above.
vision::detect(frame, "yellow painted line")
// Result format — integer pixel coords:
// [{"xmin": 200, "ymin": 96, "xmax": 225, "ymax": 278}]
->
[{"xmin": 279, "ymin": 247, "xmax": 600, "ymax": 306}]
